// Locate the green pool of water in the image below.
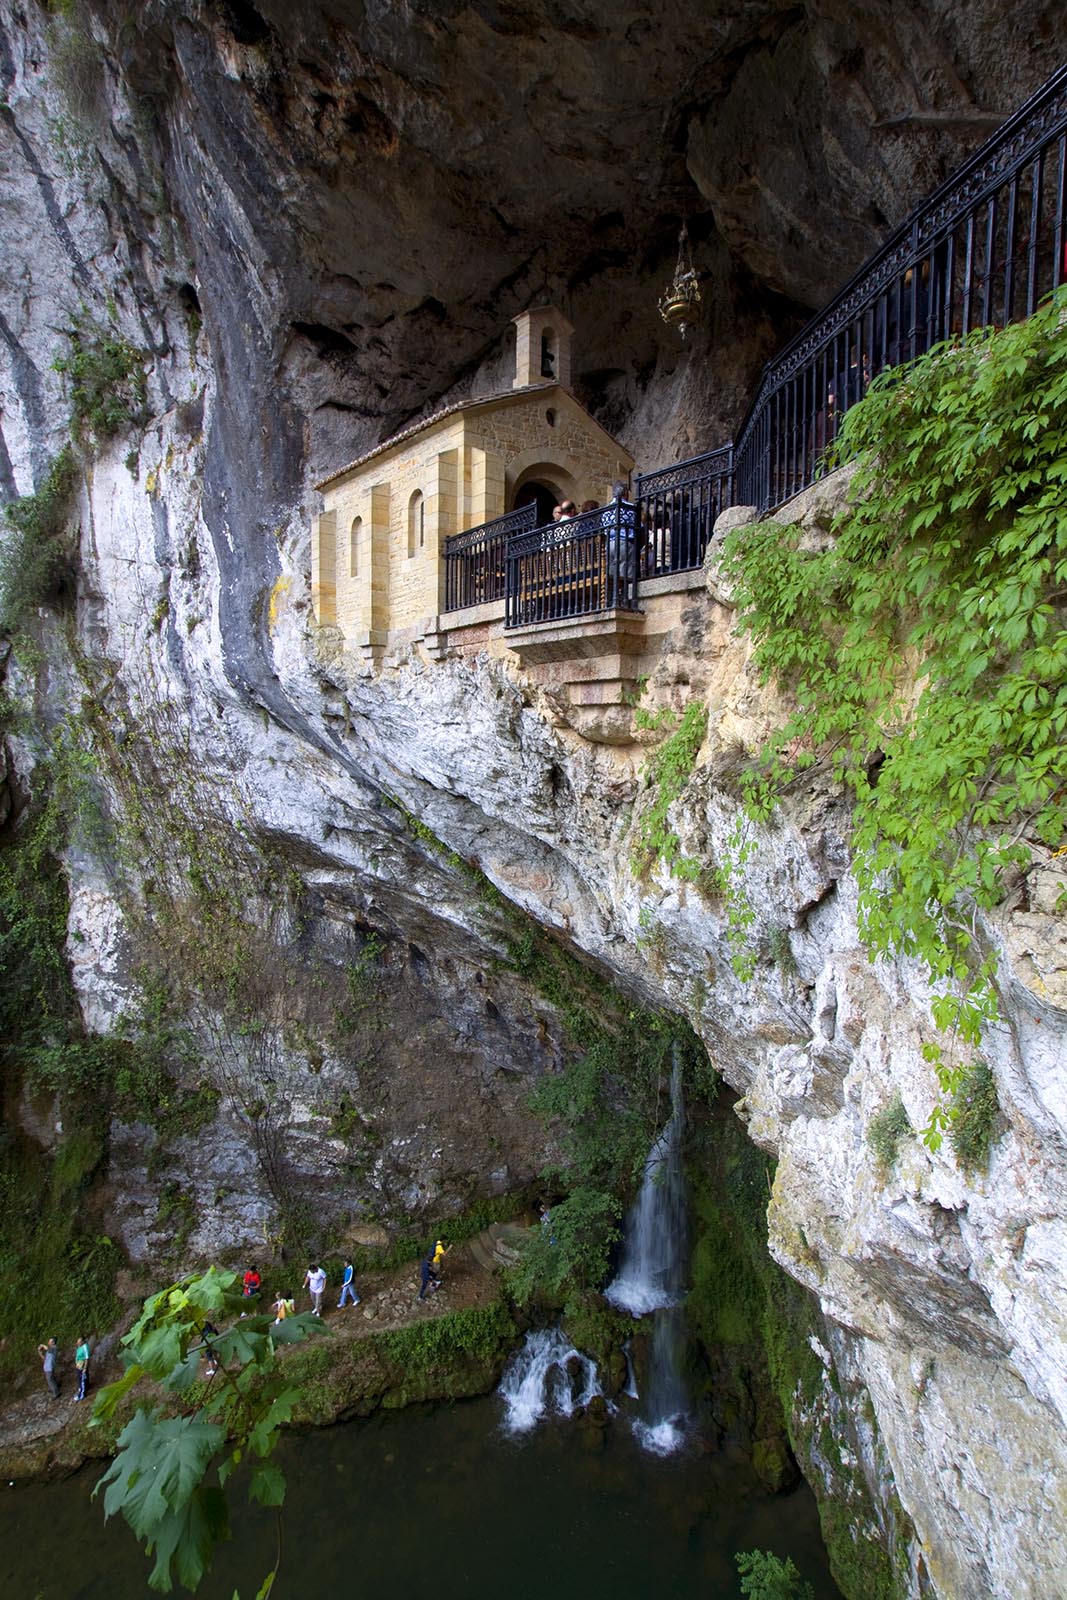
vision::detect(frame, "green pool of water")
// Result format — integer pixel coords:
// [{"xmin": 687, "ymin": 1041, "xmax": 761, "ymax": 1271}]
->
[{"xmin": 0, "ymin": 1396, "xmax": 841, "ymax": 1598}]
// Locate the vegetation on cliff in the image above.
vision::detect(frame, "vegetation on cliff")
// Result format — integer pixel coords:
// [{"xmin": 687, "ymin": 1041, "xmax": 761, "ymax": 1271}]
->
[
  {"xmin": 0, "ymin": 722, "xmax": 129, "ymax": 1381},
  {"xmin": 52, "ymin": 313, "xmax": 147, "ymax": 447},
  {"xmin": 722, "ymin": 288, "xmax": 1067, "ymax": 1147},
  {"xmin": 506, "ymin": 919, "xmax": 713, "ymax": 1304},
  {"xmin": 0, "ymin": 449, "xmax": 80, "ymax": 631}
]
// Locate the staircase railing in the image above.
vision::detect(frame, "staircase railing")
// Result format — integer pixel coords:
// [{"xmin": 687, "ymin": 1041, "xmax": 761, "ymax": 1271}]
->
[
  {"xmin": 633, "ymin": 444, "xmax": 733, "ymax": 577},
  {"xmin": 733, "ymin": 61, "xmax": 1067, "ymax": 512}
]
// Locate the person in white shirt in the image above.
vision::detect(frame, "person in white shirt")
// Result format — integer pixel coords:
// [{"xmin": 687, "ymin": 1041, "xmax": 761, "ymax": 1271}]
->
[{"xmin": 303, "ymin": 1263, "xmax": 327, "ymax": 1316}]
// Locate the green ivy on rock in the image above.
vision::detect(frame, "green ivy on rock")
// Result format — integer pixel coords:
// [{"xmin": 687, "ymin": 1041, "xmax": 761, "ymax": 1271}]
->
[{"xmin": 721, "ymin": 288, "xmax": 1067, "ymax": 1150}]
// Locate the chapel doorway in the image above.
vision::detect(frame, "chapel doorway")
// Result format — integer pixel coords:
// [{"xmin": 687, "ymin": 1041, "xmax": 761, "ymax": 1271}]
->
[{"xmin": 514, "ymin": 480, "xmax": 560, "ymax": 528}]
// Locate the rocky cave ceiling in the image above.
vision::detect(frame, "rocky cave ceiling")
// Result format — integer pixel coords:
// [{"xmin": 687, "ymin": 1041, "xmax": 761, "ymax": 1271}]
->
[{"xmin": 83, "ymin": 0, "xmax": 1064, "ymax": 484}]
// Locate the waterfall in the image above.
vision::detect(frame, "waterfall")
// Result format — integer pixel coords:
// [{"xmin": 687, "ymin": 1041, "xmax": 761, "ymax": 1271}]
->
[
  {"xmin": 605, "ymin": 1051, "xmax": 687, "ymax": 1316},
  {"xmin": 621, "ymin": 1338, "xmax": 639, "ymax": 1400},
  {"xmin": 498, "ymin": 1327, "xmax": 601, "ymax": 1435},
  {"xmin": 606, "ymin": 1048, "xmax": 689, "ymax": 1454}
]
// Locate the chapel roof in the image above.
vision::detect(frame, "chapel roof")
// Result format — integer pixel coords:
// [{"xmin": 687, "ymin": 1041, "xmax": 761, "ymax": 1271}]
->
[{"xmin": 315, "ymin": 382, "xmax": 632, "ymax": 491}]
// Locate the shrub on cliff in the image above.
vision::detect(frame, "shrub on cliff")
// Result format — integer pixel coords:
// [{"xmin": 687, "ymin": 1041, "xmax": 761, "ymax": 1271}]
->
[
  {"xmin": 735, "ymin": 1548, "xmax": 814, "ymax": 1600},
  {"xmin": 53, "ymin": 314, "xmax": 147, "ymax": 445},
  {"xmin": 0, "ymin": 446, "xmax": 80, "ymax": 630}
]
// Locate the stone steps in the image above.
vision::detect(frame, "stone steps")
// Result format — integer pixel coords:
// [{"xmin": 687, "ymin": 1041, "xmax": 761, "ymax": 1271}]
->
[{"xmin": 464, "ymin": 1220, "xmax": 529, "ymax": 1273}]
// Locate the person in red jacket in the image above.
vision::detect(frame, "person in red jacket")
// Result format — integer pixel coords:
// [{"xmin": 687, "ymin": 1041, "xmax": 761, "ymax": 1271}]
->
[{"xmin": 242, "ymin": 1266, "xmax": 261, "ymax": 1298}]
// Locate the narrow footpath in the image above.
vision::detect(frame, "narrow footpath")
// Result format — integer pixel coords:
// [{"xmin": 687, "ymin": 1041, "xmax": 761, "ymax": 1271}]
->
[{"xmin": 0, "ymin": 1222, "xmax": 527, "ymax": 1481}]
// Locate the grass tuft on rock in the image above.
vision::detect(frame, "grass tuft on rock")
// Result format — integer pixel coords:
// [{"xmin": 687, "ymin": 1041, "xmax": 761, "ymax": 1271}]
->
[
  {"xmin": 866, "ymin": 1095, "xmax": 911, "ymax": 1175},
  {"xmin": 948, "ymin": 1060, "xmax": 1000, "ymax": 1173}
]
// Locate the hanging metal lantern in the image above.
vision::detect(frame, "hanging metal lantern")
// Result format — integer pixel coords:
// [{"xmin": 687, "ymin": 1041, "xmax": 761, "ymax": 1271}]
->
[{"xmin": 658, "ymin": 221, "xmax": 701, "ymax": 340}]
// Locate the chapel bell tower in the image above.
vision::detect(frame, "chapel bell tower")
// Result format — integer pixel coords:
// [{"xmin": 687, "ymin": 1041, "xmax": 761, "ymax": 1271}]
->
[{"xmin": 512, "ymin": 306, "xmax": 573, "ymax": 390}]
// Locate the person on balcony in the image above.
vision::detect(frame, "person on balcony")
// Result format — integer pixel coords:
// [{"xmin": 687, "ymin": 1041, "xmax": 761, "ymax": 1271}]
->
[
  {"xmin": 602, "ymin": 481, "xmax": 636, "ymax": 606},
  {"xmin": 544, "ymin": 500, "xmax": 577, "ymax": 551}
]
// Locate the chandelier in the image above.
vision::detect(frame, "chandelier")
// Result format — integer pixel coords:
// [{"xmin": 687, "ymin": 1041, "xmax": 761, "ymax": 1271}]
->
[{"xmin": 658, "ymin": 222, "xmax": 701, "ymax": 340}]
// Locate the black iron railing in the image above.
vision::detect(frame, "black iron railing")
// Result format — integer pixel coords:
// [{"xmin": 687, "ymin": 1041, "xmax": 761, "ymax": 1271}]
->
[
  {"xmin": 442, "ymin": 502, "xmax": 536, "ymax": 611},
  {"xmin": 734, "ymin": 62, "xmax": 1067, "ymax": 512},
  {"xmin": 439, "ymin": 66, "xmax": 1067, "ymax": 628},
  {"xmin": 634, "ymin": 444, "xmax": 733, "ymax": 576},
  {"xmin": 504, "ymin": 500, "xmax": 640, "ymax": 629}
]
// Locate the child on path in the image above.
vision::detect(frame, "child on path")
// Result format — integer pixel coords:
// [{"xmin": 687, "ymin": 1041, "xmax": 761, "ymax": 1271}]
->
[
  {"xmin": 272, "ymin": 1294, "xmax": 295, "ymax": 1326},
  {"xmin": 73, "ymin": 1336, "xmax": 90, "ymax": 1401},
  {"xmin": 337, "ymin": 1260, "xmax": 360, "ymax": 1308}
]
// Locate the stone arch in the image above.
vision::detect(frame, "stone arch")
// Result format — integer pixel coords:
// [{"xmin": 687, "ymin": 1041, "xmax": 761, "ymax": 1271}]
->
[
  {"xmin": 508, "ymin": 448, "xmax": 581, "ymax": 511},
  {"xmin": 514, "ymin": 479, "xmax": 560, "ymax": 527},
  {"xmin": 349, "ymin": 514, "xmax": 362, "ymax": 578}
]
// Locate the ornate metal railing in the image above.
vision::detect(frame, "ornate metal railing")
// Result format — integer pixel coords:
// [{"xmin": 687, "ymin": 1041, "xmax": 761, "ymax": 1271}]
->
[
  {"xmin": 734, "ymin": 62, "xmax": 1067, "ymax": 512},
  {"xmin": 504, "ymin": 500, "xmax": 640, "ymax": 629},
  {"xmin": 634, "ymin": 444, "xmax": 734, "ymax": 576},
  {"xmin": 442, "ymin": 502, "xmax": 536, "ymax": 611}
]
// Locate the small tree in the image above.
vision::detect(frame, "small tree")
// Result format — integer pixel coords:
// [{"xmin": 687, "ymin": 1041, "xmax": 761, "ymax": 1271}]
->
[
  {"xmin": 92, "ymin": 1267, "xmax": 327, "ymax": 1596},
  {"xmin": 509, "ymin": 1185, "xmax": 622, "ymax": 1303},
  {"xmin": 735, "ymin": 1549, "xmax": 815, "ymax": 1600}
]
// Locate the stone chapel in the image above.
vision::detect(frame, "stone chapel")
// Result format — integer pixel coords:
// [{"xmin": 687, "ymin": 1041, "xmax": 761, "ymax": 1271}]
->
[{"xmin": 311, "ymin": 307, "xmax": 634, "ymax": 658}]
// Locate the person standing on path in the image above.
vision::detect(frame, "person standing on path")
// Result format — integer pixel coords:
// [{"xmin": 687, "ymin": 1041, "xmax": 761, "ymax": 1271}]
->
[
  {"xmin": 37, "ymin": 1337, "xmax": 59, "ymax": 1399},
  {"xmin": 73, "ymin": 1336, "xmax": 90, "ymax": 1401},
  {"xmin": 337, "ymin": 1260, "xmax": 360, "ymax": 1308},
  {"xmin": 272, "ymin": 1294, "xmax": 294, "ymax": 1326},
  {"xmin": 418, "ymin": 1253, "xmax": 440, "ymax": 1301},
  {"xmin": 304, "ymin": 1263, "xmax": 327, "ymax": 1316}
]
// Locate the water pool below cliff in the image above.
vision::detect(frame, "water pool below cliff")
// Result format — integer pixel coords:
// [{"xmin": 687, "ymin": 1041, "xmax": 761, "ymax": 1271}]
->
[{"xmin": 0, "ymin": 1394, "xmax": 841, "ymax": 1598}]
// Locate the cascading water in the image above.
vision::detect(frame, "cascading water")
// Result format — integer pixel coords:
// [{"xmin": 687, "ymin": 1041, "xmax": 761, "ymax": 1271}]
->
[
  {"xmin": 606, "ymin": 1047, "xmax": 689, "ymax": 1454},
  {"xmin": 498, "ymin": 1327, "xmax": 602, "ymax": 1435}
]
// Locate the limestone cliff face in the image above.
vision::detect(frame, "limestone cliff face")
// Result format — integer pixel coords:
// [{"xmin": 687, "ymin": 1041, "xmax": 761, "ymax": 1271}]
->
[{"xmin": 3, "ymin": 4, "xmax": 1067, "ymax": 1597}]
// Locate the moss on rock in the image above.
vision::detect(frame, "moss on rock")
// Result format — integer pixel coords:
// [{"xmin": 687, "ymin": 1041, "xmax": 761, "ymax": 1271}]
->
[
  {"xmin": 687, "ymin": 1101, "xmax": 903, "ymax": 1600},
  {"xmin": 277, "ymin": 1300, "xmax": 518, "ymax": 1424}
]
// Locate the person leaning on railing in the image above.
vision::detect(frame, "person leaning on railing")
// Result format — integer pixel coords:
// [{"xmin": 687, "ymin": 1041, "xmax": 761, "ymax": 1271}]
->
[{"xmin": 602, "ymin": 481, "xmax": 637, "ymax": 606}]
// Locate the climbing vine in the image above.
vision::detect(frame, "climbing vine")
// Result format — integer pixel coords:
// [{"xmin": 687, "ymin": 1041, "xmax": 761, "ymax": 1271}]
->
[
  {"xmin": 721, "ymin": 288, "xmax": 1067, "ymax": 1148},
  {"xmin": 631, "ymin": 699, "xmax": 709, "ymax": 879}
]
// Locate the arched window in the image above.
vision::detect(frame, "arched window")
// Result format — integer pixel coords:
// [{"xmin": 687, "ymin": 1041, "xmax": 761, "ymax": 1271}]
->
[
  {"xmin": 540, "ymin": 328, "xmax": 556, "ymax": 378},
  {"xmin": 349, "ymin": 515, "xmax": 362, "ymax": 578},
  {"xmin": 407, "ymin": 489, "xmax": 425, "ymax": 557}
]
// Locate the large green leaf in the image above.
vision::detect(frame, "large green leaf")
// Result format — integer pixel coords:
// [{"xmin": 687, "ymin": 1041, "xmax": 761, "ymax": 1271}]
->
[
  {"xmin": 145, "ymin": 1484, "xmax": 230, "ymax": 1593},
  {"xmin": 97, "ymin": 1409, "xmax": 227, "ymax": 1536},
  {"xmin": 248, "ymin": 1463, "xmax": 285, "ymax": 1509}
]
